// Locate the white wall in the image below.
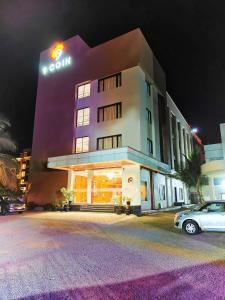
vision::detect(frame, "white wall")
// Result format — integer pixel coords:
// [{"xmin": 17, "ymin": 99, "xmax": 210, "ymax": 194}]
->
[{"xmin": 122, "ymin": 165, "xmax": 141, "ymax": 206}]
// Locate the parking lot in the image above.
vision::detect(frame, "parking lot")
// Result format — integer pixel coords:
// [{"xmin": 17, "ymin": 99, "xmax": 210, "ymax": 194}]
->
[{"xmin": 0, "ymin": 211, "xmax": 225, "ymax": 299}]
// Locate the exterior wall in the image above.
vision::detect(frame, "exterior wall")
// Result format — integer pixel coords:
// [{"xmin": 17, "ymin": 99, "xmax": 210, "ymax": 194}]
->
[
  {"xmin": 140, "ymin": 168, "xmax": 152, "ymax": 210},
  {"xmin": 28, "ymin": 28, "xmax": 166, "ymax": 204},
  {"xmin": 16, "ymin": 150, "xmax": 31, "ymax": 193},
  {"xmin": 166, "ymin": 93, "xmax": 193, "ymax": 170},
  {"xmin": 29, "ymin": 28, "xmax": 191, "ymax": 209},
  {"xmin": 122, "ymin": 165, "xmax": 141, "ymax": 208},
  {"xmin": 76, "ymin": 66, "xmax": 142, "ymax": 153},
  {"xmin": 205, "ymin": 144, "xmax": 223, "ymax": 161},
  {"xmin": 202, "ymin": 123, "xmax": 225, "ymax": 201}
]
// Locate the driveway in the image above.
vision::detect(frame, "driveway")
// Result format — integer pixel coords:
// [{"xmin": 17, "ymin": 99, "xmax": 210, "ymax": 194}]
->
[{"xmin": 0, "ymin": 211, "xmax": 225, "ymax": 299}]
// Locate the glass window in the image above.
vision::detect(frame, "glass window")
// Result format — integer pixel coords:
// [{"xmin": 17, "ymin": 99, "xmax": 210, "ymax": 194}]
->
[
  {"xmin": 91, "ymin": 168, "xmax": 122, "ymax": 204},
  {"xmin": 159, "ymin": 185, "xmax": 166, "ymax": 200},
  {"xmin": 179, "ymin": 188, "xmax": 184, "ymax": 200},
  {"xmin": 97, "ymin": 135, "xmax": 122, "ymax": 150},
  {"xmin": 147, "ymin": 138, "xmax": 153, "ymax": 155},
  {"xmin": 98, "ymin": 103, "xmax": 122, "ymax": 122},
  {"xmin": 146, "ymin": 81, "xmax": 151, "ymax": 96},
  {"xmin": 146, "ymin": 108, "xmax": 152, "ymax": 124},
  {"xmin": 77, "ymin": 83, "xmax": 91, "ymax": 99},
  {"xmin": 203, "ymin": 203, "xmax": 225, "ymax": 212},
  {"xmin": 98, "ymin": 73, "xmax": 121, "ymax": 92},
  {"xmin": 76, "ymin": 108, "xmax": 90, "ymax": 127},
  {"xmin": 75, "ymin": 137, "xmax": 89, "ymax": 153}
]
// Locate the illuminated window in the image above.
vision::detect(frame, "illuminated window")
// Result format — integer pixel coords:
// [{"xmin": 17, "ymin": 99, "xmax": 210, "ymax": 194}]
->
[
  {"xmin": 20, "ymin": 179, "xmax": 24, "ymax": 184},
  {"xmin": 98, "ymin": 103, "xmax": 121, "ymax": 122},
  {"xmin": 98, "ymin": 73, "xmax": 121, "ymax": 92},
  {"xmin": 75, "ymin": 137, "xmax": 89, "ymax": 153},
  {"xmin": 76, "ymin": 108, "xmax": 90, "ymax": 126},
  {"xmin": 21, "ymin": 171, "xmax": 25, "ymax": 178},
  {"xmin": 97, "ymin": 135, "xmax": 122, "ymax": 150},
  {"xmin": 147, "ymin": 138, "xmax": 153, "ymax": 155},
  {"xmin": 22, "ymin": 163, "xmax": 26, "ymax": 169},
  {"xmin": 77, "ymin": 83, "xmax": 91, "ymax": 99}
]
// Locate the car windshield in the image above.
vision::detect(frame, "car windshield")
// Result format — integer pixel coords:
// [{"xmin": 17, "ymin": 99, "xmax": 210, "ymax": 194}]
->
[{"xmin": 191, "ymin": 203, "xmax": 206, "ymax": 211}]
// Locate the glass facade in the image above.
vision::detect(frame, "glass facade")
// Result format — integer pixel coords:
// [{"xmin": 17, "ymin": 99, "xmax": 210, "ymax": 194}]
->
[{"xmin": 73, "ymin": 168, "xmax": 122, "ymax": 204}]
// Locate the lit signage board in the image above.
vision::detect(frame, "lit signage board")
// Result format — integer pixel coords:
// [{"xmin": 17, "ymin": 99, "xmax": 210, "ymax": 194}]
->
[{"xmin": 41, "ymin": 42, "xmax": 72, "ymax": 76}]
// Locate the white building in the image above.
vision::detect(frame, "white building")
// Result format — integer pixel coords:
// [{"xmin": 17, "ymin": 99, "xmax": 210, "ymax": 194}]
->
[
  {"xmin": 202, "ymin": 124, "xmax": 225, "ymax": 200},
  {"xmin": 29, "ymin": 29, "xmax": 193, "ymax": 214}
]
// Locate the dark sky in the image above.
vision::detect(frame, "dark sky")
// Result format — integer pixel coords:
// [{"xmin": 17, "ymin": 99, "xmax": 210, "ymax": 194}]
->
[{"xmin": 1, "ymin": 0, "xmax": 225, "ymax": 152}]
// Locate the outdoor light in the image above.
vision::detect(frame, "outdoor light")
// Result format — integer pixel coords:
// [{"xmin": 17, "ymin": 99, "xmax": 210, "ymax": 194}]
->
[
  {"xmin": 191, "ymin": 128, "xmax": 198, "ymax": 134},
  {"xmin": 107, "ymin": 172, "xmax": 114, "ymax": 179}
]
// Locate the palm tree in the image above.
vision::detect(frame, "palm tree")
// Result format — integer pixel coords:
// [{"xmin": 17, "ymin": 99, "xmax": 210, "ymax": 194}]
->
[
  {"xmin": 172, "ymin": 148, "xmax": 208, "ymax": 203},
  {"xmin": 0, "ymin": 115, "xmax": 18, "ymax": 191}
]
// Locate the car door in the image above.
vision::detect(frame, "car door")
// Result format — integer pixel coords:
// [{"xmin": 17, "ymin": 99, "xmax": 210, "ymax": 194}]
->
[{"xmin": 199, "ymin": 203, "xmax": 225, "ymax": 231}]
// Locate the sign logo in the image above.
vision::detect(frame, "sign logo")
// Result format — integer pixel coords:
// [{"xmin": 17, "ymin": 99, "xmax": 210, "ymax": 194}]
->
[
  {"xmin": 41, "ymin": 42, "xmax": 72, "ymax": 76},
  {"xmin": 51, "ymin": 43, "xmax": 64, "ymax": 61}
]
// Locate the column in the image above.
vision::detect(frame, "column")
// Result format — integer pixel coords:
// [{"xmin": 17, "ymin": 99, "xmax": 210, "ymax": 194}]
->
[{"xmin": 87, "ymin": 170, "xmax": 93, "ymax": 205}]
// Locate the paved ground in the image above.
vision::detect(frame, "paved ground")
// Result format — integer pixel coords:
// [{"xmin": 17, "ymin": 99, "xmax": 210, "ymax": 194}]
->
[{"xmin": 0, "ymin": 211, "xmax": 225, "ymax": 300}]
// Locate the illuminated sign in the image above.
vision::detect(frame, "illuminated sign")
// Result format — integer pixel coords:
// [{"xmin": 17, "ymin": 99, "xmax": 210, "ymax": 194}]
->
[{"xmin": 41, "ymin": 42, "xmax": 72, "ymax": 76}]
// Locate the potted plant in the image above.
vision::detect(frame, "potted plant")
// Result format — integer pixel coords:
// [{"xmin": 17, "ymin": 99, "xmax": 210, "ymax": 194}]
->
[
  {"xmin": 114, "ymin": 195, "xmax": 123, "ymax": 214},
  {"xmin": 125, "ymin": 198, "xmax": 132, "ymax": 215},
  {"xmin": 60, "ymin": 187, "xmax": 74, "ymax": 212}
]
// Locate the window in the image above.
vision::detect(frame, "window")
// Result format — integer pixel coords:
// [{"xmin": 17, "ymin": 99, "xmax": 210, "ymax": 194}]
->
[
  {"xmin": 201, "ymin": 203, "xmax": 225, "ymax": 212},
  {"xmin": 21, "ymin": 171, "xmax": 25, "ymax": 178},
  {"xmin": 159, "ymin": 185, "xmax": 166, "ymax": 200},
  {"xmin": 146, "ymin": 108, "xmax": 152, "ymax": 124},
  {"xmin": 77, "ymin": 83, "xmax": 91, "ymax": 99},
  {"xmin": 98, "ymin": 103, "xmax": 122, "ymax": 122},
  {"xmin": 179, "ymin": 188, "xmax": 184, "ymax": 200},
  {"xmin": 98, "ymin": 73, "xmax": 121, "ymax": 92},
  {"xmin": 146, "ymin": 81, "xmax": 151, "ymax": 96},
  {"xmin": 76, "ymin": 108, "xmax": 90, "ymax": 127},
  {"xmin": 147, "ymin": 138, "xmax": 153, "ymax": 155},
  {"xmin": 97, "ymin": 135, "xmax": 122, "ymax": 150},
  {"xmin": 22, "ymin": 163, "xmax": 26, "ymax": 169},
  {"xmin": 75, "ymin": 137, "xmax": 89, "ymax": 153}
]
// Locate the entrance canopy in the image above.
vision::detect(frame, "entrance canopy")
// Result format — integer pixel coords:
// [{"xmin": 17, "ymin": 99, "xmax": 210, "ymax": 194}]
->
[{"xmin": 48, "ymin": 147, "xmax": 170, "ymax": 173}]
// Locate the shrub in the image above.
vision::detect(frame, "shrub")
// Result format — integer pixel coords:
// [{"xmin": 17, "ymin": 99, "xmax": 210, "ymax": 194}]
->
[
  {"xmin": 27, "ymin": 202, "xmax": 38, "ymax": 210},
  {"xmin": 43, "ymin": 203, "xmax": 58, "ymax": 211}
]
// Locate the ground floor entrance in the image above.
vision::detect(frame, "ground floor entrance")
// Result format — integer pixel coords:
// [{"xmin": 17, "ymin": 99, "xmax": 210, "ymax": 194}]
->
[
  {"xmin": 73, "ymin": 168, "xmax": 122, "ymax": 205},
  {"xmin": 47, "ymin": 148, "xmax": 189, "ymax": 213}
]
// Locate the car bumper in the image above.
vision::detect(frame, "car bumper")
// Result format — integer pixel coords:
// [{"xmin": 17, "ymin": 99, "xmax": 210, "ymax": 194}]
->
[{"xmin": 174, "ymin": 220, "xmax": 183, "ymax": 229}]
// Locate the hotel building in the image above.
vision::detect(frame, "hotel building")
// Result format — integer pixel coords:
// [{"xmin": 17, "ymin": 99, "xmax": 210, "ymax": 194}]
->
[
  {"xmin": 17, "ymin": 149, "xmax": 31, "ymax": 193},
  {"xmin": 202, "ymin": 123, "xmax": 225, "ymax": 200},
  {"xmin": 28, "ymin": 29, "xmax": 194, "ymax": 214}
]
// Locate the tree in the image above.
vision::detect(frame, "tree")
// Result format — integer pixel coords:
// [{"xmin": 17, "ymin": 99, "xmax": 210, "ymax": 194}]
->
[
  {"xmin": 172, "ymin": 148, "xmax": 208, "ymax": 203},
  {"xmin": 0, "ymin": 115, "xmax": 18, "ymax": 191}
]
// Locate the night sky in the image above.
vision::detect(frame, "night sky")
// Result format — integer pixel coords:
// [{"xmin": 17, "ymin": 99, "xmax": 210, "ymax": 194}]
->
[{"xmin": 1, "ymin": 0, "xmax": 225, "ymax": 152}]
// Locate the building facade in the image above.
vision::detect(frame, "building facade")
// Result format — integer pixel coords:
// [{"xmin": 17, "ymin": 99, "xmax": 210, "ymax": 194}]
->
[
  {"xmin": 202, "ymin": 124, "xmax": 225, "ymax": 200},
  {"xmin": 16, "ymin": 149, "xmax": 31, "ymax": 193},
  {"xmin": 28, "ymin": 29, "xmax": 193, "ymax": 213}
]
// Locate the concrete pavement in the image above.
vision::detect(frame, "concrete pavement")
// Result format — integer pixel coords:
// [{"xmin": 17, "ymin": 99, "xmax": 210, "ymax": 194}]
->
[{"xmin": 0, "ymin": 211, "xmax": 225, "ymax": 299}]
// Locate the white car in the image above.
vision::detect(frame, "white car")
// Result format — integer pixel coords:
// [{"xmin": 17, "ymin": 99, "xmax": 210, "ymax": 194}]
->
[{"xmin": 174, "ymin": 201, "xmax": 225, "ymax": 234}]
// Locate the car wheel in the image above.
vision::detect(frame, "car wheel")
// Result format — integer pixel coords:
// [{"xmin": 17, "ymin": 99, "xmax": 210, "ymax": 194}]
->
[{"xmin": 183, "ymin": 220, "xmax": 200, "ymax": 235}]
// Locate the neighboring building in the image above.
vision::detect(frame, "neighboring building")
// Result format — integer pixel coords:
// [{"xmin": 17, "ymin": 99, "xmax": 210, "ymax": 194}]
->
[
  {"xmin": 28, "ymin": 29, "xmax": 194, "ymax": 213},
  {"xmin": 16, "ymin": 149, "xmax": 31, "ymax": 193},
  {"xmin": 202, "ymin": 124, "xmax": 225, "ymax": 200}
]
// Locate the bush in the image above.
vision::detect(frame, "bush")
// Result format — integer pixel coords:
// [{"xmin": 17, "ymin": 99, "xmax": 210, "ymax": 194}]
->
[
  {"xmin": 27, "ymin": 202, "xmax": 38, "ymax": 210},
  {"xmin": 43, "ymin": 203, "xmax": 58, "ymax": 211}
]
